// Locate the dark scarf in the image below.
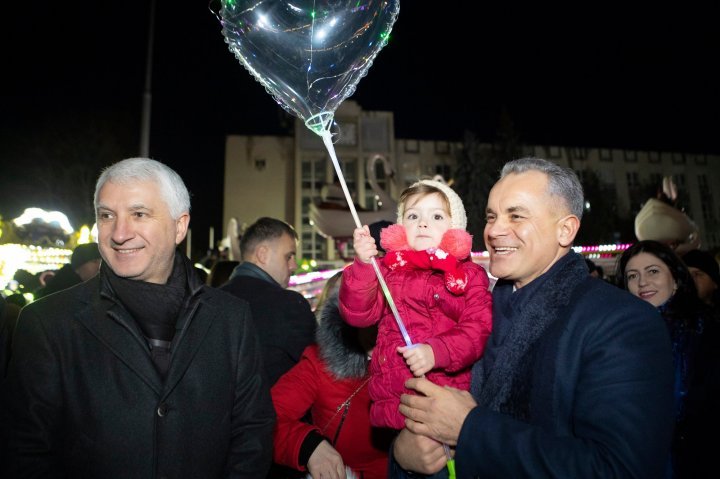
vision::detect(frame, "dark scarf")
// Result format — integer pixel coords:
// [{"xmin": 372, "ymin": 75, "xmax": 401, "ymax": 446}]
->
[
  {"xmin": 471, "ymin": 252, "xmax": 589, "ymax": 420},
  {"xmin": 103, "ymin": 252, "xmax": 190, "ymax": 377}
]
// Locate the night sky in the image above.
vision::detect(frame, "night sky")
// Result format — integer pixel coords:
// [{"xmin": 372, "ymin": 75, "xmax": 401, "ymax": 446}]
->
[{"xmin": 1, "ymin": 2, "xmax": 718, "ymax": 256}]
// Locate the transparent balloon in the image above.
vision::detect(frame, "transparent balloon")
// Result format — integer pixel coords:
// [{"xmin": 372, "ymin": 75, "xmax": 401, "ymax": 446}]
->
[
  {"xmin": 218, "ymin": 0, "xmax": 409, "ymax": 345},
  {"xmin": 219, "ymin": 0, "xmax": 400, "ymax": 135}
]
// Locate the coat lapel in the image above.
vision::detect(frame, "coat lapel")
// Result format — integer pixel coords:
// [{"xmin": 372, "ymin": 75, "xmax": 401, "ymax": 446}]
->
[
  {"xmin": 77, "ymin": 295, "xmax": 164, "ymax": 395},
  {"xmin": 162, "ymin": 296, "xmax": 215, "ymax": 398}
]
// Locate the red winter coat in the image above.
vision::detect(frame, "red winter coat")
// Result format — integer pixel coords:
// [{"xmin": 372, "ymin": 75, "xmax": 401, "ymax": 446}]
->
[
  {"xmin": 339, "ymin": 227, "xmax": 493, "ymax": 429},
  {"xmin": 271, "ymin": 345, "xmax": 389, "ymax": 478}
]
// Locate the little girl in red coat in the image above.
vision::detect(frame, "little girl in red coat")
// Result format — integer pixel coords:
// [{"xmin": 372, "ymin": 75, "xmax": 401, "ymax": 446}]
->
[{"xmin": 339, "ymin": 179, "xmax": 493, "ymax": 429}]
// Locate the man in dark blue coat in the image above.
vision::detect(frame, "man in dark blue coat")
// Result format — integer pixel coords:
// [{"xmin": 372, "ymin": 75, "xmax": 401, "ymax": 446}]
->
[
  {"xmin": 391, "ymin": 158, "xmax": 674, "ymax": 478},
  {"xmin": 3, "ymin": 158, "xmax": 275, "ymax": 478},
  {"xmin": 221, "ymin": 217, "xmax": 316, "ymax": 386}
]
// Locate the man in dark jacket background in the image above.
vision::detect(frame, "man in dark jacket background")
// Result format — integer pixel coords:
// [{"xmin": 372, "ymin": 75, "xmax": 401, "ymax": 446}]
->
[
  {"xmin": 3, "ymin": 157, "xmax": 275, "ymax": 478},
  {"xmin": 35, "ymin": 242, "xmax": 103, "ymax": 299},
  {"xmin": 221, "ymin": 217, "xmax": 316, "ymax": 386},
  {"xmin": 390, "ymin": 158, "xmax": 675, "ymax": 478}
]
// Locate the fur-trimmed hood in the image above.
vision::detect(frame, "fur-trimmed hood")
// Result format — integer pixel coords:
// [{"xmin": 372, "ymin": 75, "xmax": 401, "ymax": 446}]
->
[{"xmin": 316, "ymin": 291, "xmax": 372, "ymax": 380}]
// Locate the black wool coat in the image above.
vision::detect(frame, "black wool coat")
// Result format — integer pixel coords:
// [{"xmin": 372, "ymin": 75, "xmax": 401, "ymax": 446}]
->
[
  {"xmin": 220, "ymin": 275, "xmax": 317, "ymax": 386},
  {"xmin": 3, "ymin": 272, "xmax": 275, "ymax": 478}
]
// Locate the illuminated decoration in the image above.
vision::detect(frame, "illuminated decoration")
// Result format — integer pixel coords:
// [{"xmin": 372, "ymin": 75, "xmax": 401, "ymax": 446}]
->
[
  {"xmin": 0, "ymin": 243, "xmax": 72, "ymax": 293},
  {"xmin": 13, "ymin": 208, "xmax": 74, "ymax": 234},
  {"xmin": 77, "ymin": 224, "xmax": 97, "ymax": 245},
  {"xmin": 289, "ymin": 267, "xmax": 344, "ymax": 287},
  {"xmin": 572, "ymin": 243, "xmax": 632, "ymax": 259},
  {"xmin": 0, "ymin": 207, "xmax": 82, "ymax": 296},
  {"xmin": 219, "ymin": 0, "xmax": 399, "ymax": 136},
  {"xmin": 10, "ymin": 207, "xmax": 74, "ymax": 247}
]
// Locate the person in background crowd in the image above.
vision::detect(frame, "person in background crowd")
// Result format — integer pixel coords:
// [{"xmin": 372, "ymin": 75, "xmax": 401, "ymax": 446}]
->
[
  {"xmin": 221, "ymin": 217, "xmax": 317, "ymax": 387},
  {"xmin": 584, "ymin": 257, "xmax": 604, "ymax": 280},
  {"xmin": 206, "ymin": 259, "xmax": 240, "ymax": 288},
  {"xmin": 0, "ymin": 295, "xmax": 21, "ymax": 376},
  {"xmin": 3, "ymin": 157, "xmax": 274, "ymax": 478},
  {"xmin": 618, "ymin": 239, "xmax": 719, "ymax": 478},
  {"xmin": 272, "ymin": 271, "xmax": 391, "ymax": 479},
  {"xmin": 682, "ymin": 248, "xmax": 720, "ymax": 309},
  {"xmin": 391, "ymin": 157, "xmax": 674, "ymax": 478},
  {"xmin": 368, "ymin": 219, "xmax": 393, "ymax": 257},
  {"xmin": 36, "ymin": 242, "xmax": 102, "ymax": 299}
]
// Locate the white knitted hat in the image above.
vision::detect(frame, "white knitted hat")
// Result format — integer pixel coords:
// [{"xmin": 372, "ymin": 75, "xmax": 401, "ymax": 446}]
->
[{"xmin": 397, "ymin": 179, "xmax": 467, "ymax": 230}]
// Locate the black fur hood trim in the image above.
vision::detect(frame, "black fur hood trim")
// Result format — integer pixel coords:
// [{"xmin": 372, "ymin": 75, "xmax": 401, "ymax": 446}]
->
[{"xmin": 316, "ymin": 292, "xmax": 370, "ymax": 380}]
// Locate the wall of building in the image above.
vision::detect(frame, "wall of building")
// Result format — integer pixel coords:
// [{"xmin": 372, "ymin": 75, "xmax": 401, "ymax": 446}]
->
[{"xmin": 223, "ymin": 135, "xmax": 294, "ymax": 233}]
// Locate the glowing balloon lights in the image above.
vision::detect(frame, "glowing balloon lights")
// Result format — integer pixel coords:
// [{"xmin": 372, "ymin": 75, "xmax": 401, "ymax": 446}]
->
[
  {"xmin": 219, "ymin": 0, "xmax": 400, "ymax": 136},
  {"xmin": 218, "ymin": 0, "xmax": 411, "ymax": 345}
]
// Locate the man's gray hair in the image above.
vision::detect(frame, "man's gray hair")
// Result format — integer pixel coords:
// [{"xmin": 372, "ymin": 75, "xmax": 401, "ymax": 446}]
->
[
  {"xmin": 94, "ymin": 158, "xmax": 191, "ymax": 219},
  {"xmin": 500, "ymin": 157, "xmax": 584, "ymax": 220}
]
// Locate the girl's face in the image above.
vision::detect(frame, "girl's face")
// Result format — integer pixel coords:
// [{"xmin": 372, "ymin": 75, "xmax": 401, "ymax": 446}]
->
[
  {"xmin": 624, "ymin": 252, "xmax": 677, "ymax": 307},
  {"xmin": 402, "ymin": 192, "xmax": 451, "ymax": 251}
]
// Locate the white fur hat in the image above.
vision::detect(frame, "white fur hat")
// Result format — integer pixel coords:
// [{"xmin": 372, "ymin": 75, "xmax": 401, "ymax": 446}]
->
[{"xmin": 397, "ymin": 179, "xmax": 467, "ymax": 230}]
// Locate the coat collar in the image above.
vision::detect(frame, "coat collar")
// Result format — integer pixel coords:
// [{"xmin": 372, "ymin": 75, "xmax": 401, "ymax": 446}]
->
[
  {"xmin": 471, "ymin": 252, "xmax": 589, "ymax": 416},
  {"xmin": 75, "ymin": 263, "xmax": 215, "ymax": 397}
]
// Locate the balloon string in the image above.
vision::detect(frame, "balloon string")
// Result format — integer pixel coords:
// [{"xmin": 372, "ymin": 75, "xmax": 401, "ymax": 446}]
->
[{"xmin": 318, "ymin": 126, "xmax": 413, "ymax": 348}]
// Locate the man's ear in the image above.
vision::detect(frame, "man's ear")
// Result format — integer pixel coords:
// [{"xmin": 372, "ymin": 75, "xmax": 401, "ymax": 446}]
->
[
  {"xmin": 557, "ymin": 215, "xmax": 580, "ymax": 247},
  {"xmin": 174, "ymin": 213, "xmax": 190, "ymax": 245},
  {"xmin": 255, "ymin": 243, "xmax": 269, "ymax": 265}
]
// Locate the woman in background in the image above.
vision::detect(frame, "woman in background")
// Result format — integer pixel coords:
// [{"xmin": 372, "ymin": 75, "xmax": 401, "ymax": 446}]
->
[
  {"xmin": 618, "ymin": 240, "xmax": 719, "ymax": 478},
  {"xmin": 271, "ymin": 271, "xmax": 390, "ymax": 478}
]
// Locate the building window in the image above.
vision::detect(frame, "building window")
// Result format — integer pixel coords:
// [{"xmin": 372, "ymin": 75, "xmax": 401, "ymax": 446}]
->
[
  {"xmin": 405, "ymin": 139, "xmax": 419, "ymax": 153},
  {"xmin": 626, "ymin": 172, "xmax": 640, "ymax": 188},
  {"xmin": 648, "ymin": 151, "xmax": 661, "ymax": 163},
  {"xmin": 569, "ymin": 148, "xmax": 588, "ymax": 160},
  {"xmin": 599, "ymin": 149, "xmax": 613, "ymax": 162},
  {"xmin": 301, "ymin": 158, "xmax": 326, "ymax": 195},
  {"xmin": 698, "ymin": 174, "xmax": 709, "ymax": 191},
  {"xmin": 336, "ymin": 122, "xmax": 357, "ymax": 146},
  {"xmin": 672, "ymin": 153, "xmax": 686, "ymax": 164},
  {"xmin": 435, "ymin": 141, "xmax": 449, "ymax": 154},
  {"xmin": 361, "ymin": 117, "xmax": 391, "ymax": 152},
  {"xmin": 695, "ymin": 154, "xmax": 707, "ymax": 165},
  {"xmin": 649, "ymin": 173, "xmax": 663, "ymax": 188},
  {"xmin": 545, "ymin": 146, "xmax": 561, "ymax": 159},
  {"xmin": 702, "ymin": 202, "xmax": 715, "ymax": 221},
  {"xmin": 624, "ymin": 150, "xmax": 637, "ymax": 162}
]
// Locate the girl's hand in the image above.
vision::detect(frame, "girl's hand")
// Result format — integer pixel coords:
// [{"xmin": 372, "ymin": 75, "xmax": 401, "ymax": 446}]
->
[
  {"xmin": 398, "ymin": 343, "xmax": 435, "ymax": 377},
  {"xmin": 352, "ymin": 226, "xmax": 378, "ymax": 264}
]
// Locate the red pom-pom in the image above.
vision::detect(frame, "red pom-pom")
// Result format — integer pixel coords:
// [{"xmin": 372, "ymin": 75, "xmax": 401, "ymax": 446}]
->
[
  {"xmin": 439, "ymin": 229, "xmax": 473, "ymax": 259},
  {"xmin": 379, "ymin": 224, "xmax": 409, "ymax": 251}
]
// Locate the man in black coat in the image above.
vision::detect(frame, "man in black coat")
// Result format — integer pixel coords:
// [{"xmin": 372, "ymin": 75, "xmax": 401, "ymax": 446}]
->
[
  {"xmin": 3, "ymin": 158, "xmax": 275, "ymax": 478},
  {"xmin": 390, "ymin": 158, "xmax": 675, "ymax": 478},
  {"xmin": 221, "ymin": 217, "xmax": 316, "ymax": 386}
]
